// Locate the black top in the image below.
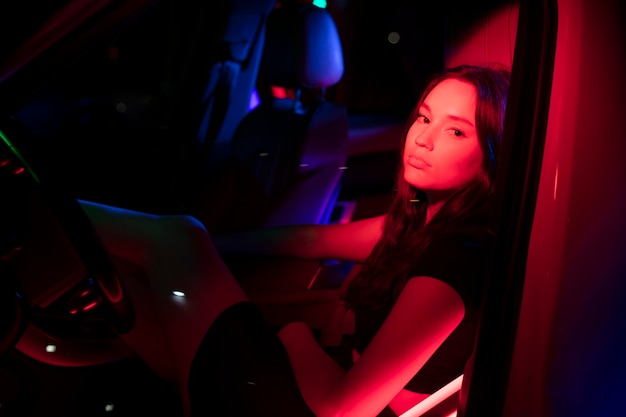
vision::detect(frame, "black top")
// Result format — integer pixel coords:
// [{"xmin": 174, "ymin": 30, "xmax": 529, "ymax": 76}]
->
[{"xmin": 350, "ymin": 208, "xmax": 492, "ymax": 394}]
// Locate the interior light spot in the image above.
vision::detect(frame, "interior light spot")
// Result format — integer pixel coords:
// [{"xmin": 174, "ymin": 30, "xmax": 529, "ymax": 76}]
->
[
  {"xmin": 45, "ymin": 344, "xmax": 57, "ymax": 353},
  {"xmin": 82, "ymin": 301, "xmax": 99, "ymax": 312},
  {"xmin": 339, "ymin": 166, "xmax": 348, "ymax": 170},
  {"xmin": 249, "ymin": 89, "xmax": 260, "ymax": 110},
  {"xmin": 172, "ymin": 290, "xmax": 186, "ymax": 297},
  {"xmin": 259, "ymin": 152, "xmax": 269, "ymax": 157},
  {"xmin": 271, "ymin": 86, "xmax": 291, "ymax": 99},
  {"xmin": 300, "ymin": 163, "xmax": 309, "ymax": 167},
  {"xmin": 553, "ymin": 164, "xmax": 559, "ymax": 201},
  {"xmin": 105, "ymin": 403, "xmax": 115, "ymax": 412},
  {"xmin": 388, "ymin": 31, "xmax": 400, "ymax": 44}
]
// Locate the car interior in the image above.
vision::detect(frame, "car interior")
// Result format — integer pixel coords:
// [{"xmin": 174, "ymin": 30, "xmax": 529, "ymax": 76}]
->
[{"xmin": 0, "ymin": 0, "xmax": 563, "ymax": 416}]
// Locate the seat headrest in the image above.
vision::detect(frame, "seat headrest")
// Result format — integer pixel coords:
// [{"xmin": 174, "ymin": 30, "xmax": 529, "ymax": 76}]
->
[{"xmin": 262, "ymin": 3, "xmax": 344, "ymax": 89}]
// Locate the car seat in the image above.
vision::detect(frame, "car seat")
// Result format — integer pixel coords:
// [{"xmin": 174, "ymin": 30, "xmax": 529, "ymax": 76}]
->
[
  {"xmin": 189, "ymin": 1, "xmax": 349, "ymax": 234},
  {"xmin": 169, "ymin": 0, "xmax": 277, "ymax": 205}
]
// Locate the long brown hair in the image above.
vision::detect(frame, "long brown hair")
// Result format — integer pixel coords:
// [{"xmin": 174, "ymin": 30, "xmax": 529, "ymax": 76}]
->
[{"xmin": 342, "ymin": 65, "xmax": 511, "ymax": 310}]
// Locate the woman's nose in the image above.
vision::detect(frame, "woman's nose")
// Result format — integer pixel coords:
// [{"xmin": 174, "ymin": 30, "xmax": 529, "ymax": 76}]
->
[{"xmin": 414, "ymin": 129, "xmax": 434, "ymax": 150}]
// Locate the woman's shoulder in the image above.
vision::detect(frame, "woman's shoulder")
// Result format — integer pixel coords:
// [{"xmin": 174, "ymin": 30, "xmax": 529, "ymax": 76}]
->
[
  {"xmin": 410, "ymin": 205, "xmax": 494, "ymax": 306},
  {"xmin": 437, "ymin": 200, "xmax": 494, "ymax": 246}
]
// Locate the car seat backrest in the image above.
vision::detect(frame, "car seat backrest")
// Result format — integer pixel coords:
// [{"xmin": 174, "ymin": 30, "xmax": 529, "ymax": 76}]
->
[
  {"xmin": 196, "ymin": 3, "xmax": 349, "ymax": 233},
  {"xmin": 195, "ymin": 0, "xmax": 278, "ymax": 149}
]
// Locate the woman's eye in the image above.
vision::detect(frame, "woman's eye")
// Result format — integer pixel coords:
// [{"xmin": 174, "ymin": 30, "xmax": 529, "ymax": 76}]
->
[
  {"xmin": 417, "ymin": 115, "xmax": 430, "ymax": 124},
  {"xmin": 452, "ymin": 129, "xmax": 465, "ymax": 137}
]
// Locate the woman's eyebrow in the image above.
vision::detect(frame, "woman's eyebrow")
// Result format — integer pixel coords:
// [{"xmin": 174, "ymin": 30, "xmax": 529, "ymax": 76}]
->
[
  {"xmin": 420, "ymin": 102, "xmax": 475, "ymax": 127},
  {"xmin": 448, "ymin": 114, "xmax": 475, "ymax": 128}
]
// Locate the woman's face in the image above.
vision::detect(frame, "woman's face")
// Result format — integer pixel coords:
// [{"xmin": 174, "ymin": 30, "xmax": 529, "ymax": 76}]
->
[{"xmin": 403, "ymin": 78, "xmax": 484, "ymax": 199}]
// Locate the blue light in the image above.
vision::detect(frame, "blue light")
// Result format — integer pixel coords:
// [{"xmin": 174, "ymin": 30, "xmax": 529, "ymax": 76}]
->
[{"xmin": 249, "ymin": 89, "xmax": 260, "ymax": 110}]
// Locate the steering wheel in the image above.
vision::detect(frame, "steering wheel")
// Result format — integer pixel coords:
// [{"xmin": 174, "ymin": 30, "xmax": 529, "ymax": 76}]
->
[{"xmin": 0, "ymin": 117, "xmax": 135, "ymax": 358}]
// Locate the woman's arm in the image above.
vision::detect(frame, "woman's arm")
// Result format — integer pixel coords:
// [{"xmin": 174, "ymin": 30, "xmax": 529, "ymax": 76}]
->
[
  {"xmin": 213, "ymin": 215, "xmax": 385, "ymax": 263},
  {"xmin": 278, "ymin": 276, "xmax": 465, "ymax": 417},
  {"xmin": 81, "ymin": 198, "xmax": 384, "ymax": 263}
]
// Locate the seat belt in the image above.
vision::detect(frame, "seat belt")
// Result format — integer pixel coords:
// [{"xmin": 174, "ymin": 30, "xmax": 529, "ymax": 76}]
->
[
  {"xmin": 196, "ymin": 59, "xmax": 240, "ymax": 148},
  {"xmin": 195, "ymin": 7, "xmax": 271, "ymax": 152}
]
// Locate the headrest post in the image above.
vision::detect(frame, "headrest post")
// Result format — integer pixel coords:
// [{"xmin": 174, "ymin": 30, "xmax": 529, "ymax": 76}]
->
[
  {"xmin": 319, "ymin": 87, "xmax": 326, "ymax": 101},
  {"xmin": 293, "ymin": 88, "xmax": 302, "ymax": 110}
]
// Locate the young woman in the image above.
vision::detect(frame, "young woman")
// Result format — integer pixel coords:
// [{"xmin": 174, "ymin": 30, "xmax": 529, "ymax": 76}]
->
[{"xmin": 81, "ymin": 64, "xmax": 510, "ymax": 417}]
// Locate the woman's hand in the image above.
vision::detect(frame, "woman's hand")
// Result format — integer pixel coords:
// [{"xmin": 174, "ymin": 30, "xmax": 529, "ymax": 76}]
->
[{"xmin": 279, "ymin": 277, "xmax": 465, "ymax": 417}]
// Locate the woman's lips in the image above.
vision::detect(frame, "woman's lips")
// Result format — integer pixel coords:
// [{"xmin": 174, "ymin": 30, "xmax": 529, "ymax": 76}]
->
[{"xmin": 407, "ymin": 155, "xmax": 431, "ymax": 169}]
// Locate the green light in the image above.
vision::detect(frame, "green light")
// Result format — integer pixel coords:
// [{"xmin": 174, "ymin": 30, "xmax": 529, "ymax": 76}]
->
[
  {"xmin": 0, "ymin": 129, "xmax": 40, "ymax": 183},
  {"xmin": 312, "ymin": 0, "xmax": 327, "ymax": 8}
]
